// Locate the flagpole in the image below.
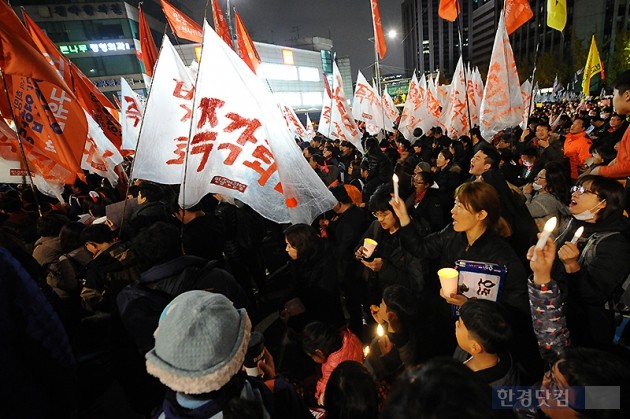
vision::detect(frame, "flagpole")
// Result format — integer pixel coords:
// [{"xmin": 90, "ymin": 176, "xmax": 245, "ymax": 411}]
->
[
  {"xmin": 0, "ymin": 71, "xmax": 43, "ymax": 216},
  {"xmin": 455, "ymin": 0, "xmax": 472, "ymax": 131},
  {"xmin": 527, "ymin": 41, "xmax": 540, "ymax": 122}
]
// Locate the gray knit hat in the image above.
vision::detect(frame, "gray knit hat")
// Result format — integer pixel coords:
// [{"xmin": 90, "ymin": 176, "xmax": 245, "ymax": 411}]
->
[{"xmin": 146, "ymin": 291, "xmax": 251, "ymax": 394}]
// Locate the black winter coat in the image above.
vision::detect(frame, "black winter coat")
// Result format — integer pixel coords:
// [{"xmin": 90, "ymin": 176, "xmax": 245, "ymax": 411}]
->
[
  {"xmin": 116, "ymin": 256, "xmax": 250, "ymax": 354},
  {"xmin": 553, "ymin": 214, "xmax": 630, "ymax": 347}
]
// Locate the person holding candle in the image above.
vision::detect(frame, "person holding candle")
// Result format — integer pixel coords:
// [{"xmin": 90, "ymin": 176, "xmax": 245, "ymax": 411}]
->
[
  {"xmin": 355, "ymin": 184, "xmax": 425, "ymax": 309},
  {"xmin": 551, "ymin": 175, "xmax": 630, "ymax": 347},
  {"xmin": 389, "ymin": 182, "xmax": 541, "ymax": 380}
]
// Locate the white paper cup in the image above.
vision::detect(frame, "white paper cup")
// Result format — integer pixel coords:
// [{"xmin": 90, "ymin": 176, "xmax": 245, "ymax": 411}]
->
[
  {"xmin": 438, "ymin": 268, "xmax": 459, "ymax": 296},
  {"xmin": 363, "ymin": 238, "xmax": 378, "ymax": 258}
]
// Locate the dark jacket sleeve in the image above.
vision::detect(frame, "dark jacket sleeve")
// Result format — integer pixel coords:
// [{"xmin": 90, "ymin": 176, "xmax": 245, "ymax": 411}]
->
[
  {"xmin": 398, "ymin": 222, "xmax": 453, "ymax": 260},
  {"xmin": 565, "ymin": 234, "xmax": 630, "ymax": 305}
]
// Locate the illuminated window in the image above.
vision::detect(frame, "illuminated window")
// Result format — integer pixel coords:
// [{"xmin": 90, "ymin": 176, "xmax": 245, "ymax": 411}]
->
[
  {"xmin": 274, "ymin": 92, "xmax": 302, "ymax": 106},
  {"xmin": 282, "ymin": 49, "xmax": 294, "ymax": 65},
  {"xmin": 258, "ymin": 63, "xmax": 298, "ymax": 80},
  {"xmin": 302, "ymin": 92, "xmax": 323, "ymax": 106},
  {"xmin": 298, "ymin": 66, "xmax": 320, "ymax": 82}
]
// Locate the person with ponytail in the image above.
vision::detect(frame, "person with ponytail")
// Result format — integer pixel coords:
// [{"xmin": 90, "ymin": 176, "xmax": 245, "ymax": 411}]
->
[{"xmin": 390, "ymin": 182, "xmax": 537, "ymax": 372}]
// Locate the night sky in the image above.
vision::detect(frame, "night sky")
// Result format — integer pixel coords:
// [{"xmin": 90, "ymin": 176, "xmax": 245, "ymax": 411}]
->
[{"xmin": 192, "ymin": 0, "xmax": 405, "ymax": 81}]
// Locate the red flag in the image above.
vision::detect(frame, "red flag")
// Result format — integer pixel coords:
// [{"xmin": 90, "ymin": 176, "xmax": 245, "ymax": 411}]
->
[
  {"xmin": 211, "ymin": 0, "xmax": 232, "ymax": 47},
  {"xmin": 234, "ymin": 11, "xmax": 261, "ymax": 73},
  {"xmin": 0, "ymin": 1, "xmax": 87, "ymax": 181},
  {"xmin": 139, "ymin": 4, "xmax": 159, "ymax": 77},
  {"xmin": 370, "ymin": 0, "xmax": 387, "ymax": 60},
  {"xmin": 160, "ymin": 0, "xmax": 203, "ymax": 43},
  {"xmin": 439, "ymin": 0, "xmax": 459, "ymax": 22},
  {"xmin": 22, "ymin": 11, "xmax": 123, "ymax": 153},
  {"xmin": 505, "ymin": 0, "xmax": 534, "ymax": 35}
]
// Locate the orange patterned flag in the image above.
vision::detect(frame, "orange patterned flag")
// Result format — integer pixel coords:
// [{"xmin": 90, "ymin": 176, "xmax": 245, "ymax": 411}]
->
[
  {"xmin": 234, "ymin": 10, "xmax": 261, "ymax": 73},
  {"xmin": 0, "ymin": 1, "xmax": 87, "ymax": 181},
  {"xmin": 139, "ymin": 4, "xmax": 159, "ymax": 76},
  {"xmin": 439, "ymin": 0, "xmax": 459, "ymax": 22},
  {"xmin": 22, "ymin": 10, "xmax": 123, "ymax": 152},
  {"xmin": 160, "ymin": 0, "xmax": 202, "ymax": 43},
  {"xmin": 505, "ymin": 0, "xmax": 534, "ymax": 35},
  {"xmin": 211, "ymin": 0, "xmax": 233, "ymax": 47},
  {"xmin": 370, "ymin": 0, "xmax": 387, "ymax": 60}
]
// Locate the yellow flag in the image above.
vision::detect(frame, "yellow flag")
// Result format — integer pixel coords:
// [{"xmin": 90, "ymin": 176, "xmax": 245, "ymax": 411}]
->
[
  {"xmin": 547, "ymin": 0, "xmax": 567, "ymax": 32},
  {"xmin": 582, "ymin": 35, "xmax": 605, "ymax": 96}
]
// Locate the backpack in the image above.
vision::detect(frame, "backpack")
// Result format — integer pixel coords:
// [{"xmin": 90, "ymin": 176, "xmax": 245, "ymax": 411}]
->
[{"xmin": 578, "ymin": 231, "xmax": 630, "ymax": 314}]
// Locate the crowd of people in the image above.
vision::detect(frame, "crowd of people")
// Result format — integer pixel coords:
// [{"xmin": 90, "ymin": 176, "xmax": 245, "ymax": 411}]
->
[{"xmin": 4, "ymin": 71, "xmax": 630, "ymax": 419}]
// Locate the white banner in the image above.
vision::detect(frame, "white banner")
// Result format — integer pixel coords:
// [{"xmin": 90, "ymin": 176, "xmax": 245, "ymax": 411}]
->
[
  {"xmin": 132, "ymin": 35, "xmax": 194, "ymax": 184},
  {"xmin": 479, "ymin": 13, "xmax": 523, "ymax": 140},
  {"xmin": 180, "ymin": 22, "xmax": 336, "ymax": 224},
  {"xmin": 120, "ymin": 77, "xmax": 145, "ymax": 152},
  {"xmin": 81, "ymin": 111, "xmax": 124, "ymax": 186}
]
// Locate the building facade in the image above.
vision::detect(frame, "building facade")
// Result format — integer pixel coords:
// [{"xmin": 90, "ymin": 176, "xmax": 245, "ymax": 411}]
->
[{"xmin": 402, "ymin": 0, "xmax": 630, "ymax": 91}]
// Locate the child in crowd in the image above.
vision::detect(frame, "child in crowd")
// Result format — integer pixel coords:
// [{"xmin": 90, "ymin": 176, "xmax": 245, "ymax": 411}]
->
[
  {"xmin": 301, "ymin": 321, "xmax": 363, "ymax": 406},
  {"xmin": 454, "ymin": 299, "xmax": 519, "ymax": 386}
]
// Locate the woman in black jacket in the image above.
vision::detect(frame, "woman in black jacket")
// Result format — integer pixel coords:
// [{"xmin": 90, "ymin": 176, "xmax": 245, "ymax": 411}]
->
[
  {"xmin": 356, "ymin": 184, "xmax": 425, "ymax": 308},
  {"xmin": 405, "ymin": 171, "xmax": 447, "ymax": 233},
  {"xmin": 553, "ymin": 175, "xmax": 630, "ymax": 348},
  {"xmin": 390, "ymin": 182, "xmax": 540, "ymax": 378},
  {"xmin": 283, "ymin": 224, "xmax": 345, "ymax": 332}
]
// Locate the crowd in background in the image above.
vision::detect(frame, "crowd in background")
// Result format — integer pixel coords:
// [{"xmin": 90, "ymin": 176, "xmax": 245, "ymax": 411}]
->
[{"xmin": 4, "ymin": 71, "xmax": 630, "ymax": 419}]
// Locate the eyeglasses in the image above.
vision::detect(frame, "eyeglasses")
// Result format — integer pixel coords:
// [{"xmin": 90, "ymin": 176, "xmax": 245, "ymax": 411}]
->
[
  {"xmin": 570, "ymin": 185, "xmax": 600, "ymax": 197},
  {"xmin": 535, "ymin": 175, "xmax": 546, "ymax": 180},
  {"xmin": 372, "ymin": 211, "xmax": 391, "ymax": 219}
]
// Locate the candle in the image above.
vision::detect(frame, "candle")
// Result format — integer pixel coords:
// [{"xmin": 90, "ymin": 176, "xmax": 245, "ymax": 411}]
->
[
  {"xmin": 570, "ymin": 226, "xmax": 584, "ymax": 244},
  {"xmin": 532, "ymin": 216, "xmax": 557, "ymax": 261},
  {"xmin": 376, "ymin": 324, "xmax": 385, "ymax": 337},
  {"xmin": 392, "ymin": 174, "xmax": 399, "ymax": 203},
  {"xmin": 363, "ymin": 345, "xmax": 370, "ymax": 358}
]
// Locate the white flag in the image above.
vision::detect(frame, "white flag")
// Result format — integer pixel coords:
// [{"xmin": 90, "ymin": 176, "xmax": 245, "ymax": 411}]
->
[
  {"xmin": 426, "ymin": 76, "xmax": 443, "ymax": 130},
  {"xmin": 318, "ymin": 73, "xmax": 333, "ymax": 138},
  {"xmin": 328, "ymin": 63, "xmax": 363, "ymax": 151},
  {"xmin": 479, "ymin": 13, "xmax": 523, "ymax": 140},
  {"xmin": 351, "ymin": 71, "xmax": 390, "ymax": 134},
  {"xmin": 305, "ymin": 113, "xmax": 316, "ymax": 141},
  {"xmin": 120, "ymin": 77, "xmax": 145, "ymax": 152},
  {"xmin": 440, "ymin": 56, "xmax": 470, "ymax": 138},
  {"xmin": 470, "ymin": 67, "xmax": 484, "ymax": 127},
  {"xmin": 280, "ymin": 103, "xmax": 308, "ymax": 142},
  {"xmin": 81, "ymin": 111, "xmax": 124, "ymax": 186},
  {"xmin": 181, "ymin": 22, "xmax": 336, "ymax": 224},
  {"xmin": 132, "ymin": 35, "xmax": 195, "ymax": 184},
  {"xmin": 520, "ymin": 79, "xmax": 533, "ymax": 128},
  {"xmin": 398, "ymin": 73, "xmax": 420, "ymax": 140},
  {"xmin": 382, "ymin": 89, "xmax": 398, "ymax": 129}
]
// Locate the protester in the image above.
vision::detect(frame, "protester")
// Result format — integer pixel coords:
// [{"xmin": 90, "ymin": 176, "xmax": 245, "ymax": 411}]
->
[
  {"xmin": 563, "ymin": 116, "xmax": 592, "ymax": 182},
  {"xmin": 552, "ymin": 175, "xmax": 630, "ymax": 347},
  {"xmin": 300, "ymin": 321, "xmax": 363, "ymax": 405},
  {"xmin": 523, "ymin": 163, "xmax": 571, "ymax": 231},
  {"xmin": 323, "ymin": 361, "xmax": 379, "ymax": 419}
]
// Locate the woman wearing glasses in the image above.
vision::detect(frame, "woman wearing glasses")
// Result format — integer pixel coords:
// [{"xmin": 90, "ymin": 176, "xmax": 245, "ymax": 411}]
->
[
  {"xmin": 522, "ymin": 162, "xmax": 571, "ymax": 231},
  {"xmin": 553, "ymin": 174, "xmax": 630, "ymax": 347}
]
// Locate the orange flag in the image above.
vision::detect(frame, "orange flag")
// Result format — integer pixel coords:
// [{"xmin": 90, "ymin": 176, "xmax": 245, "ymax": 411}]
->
[
  {"xmin": 439, "ymin": 0, "xmax": 459, "ymax": 22},
  {"xmin": 22, "ymin": 11, "xmax": 123, "ymax": 152},
  {"xmin": 234, "ymin": 10, "xmax": 261, "ymax": 73},
  {"xmin": 505, "ymin": 0, "xmax": 534, "ymax": 35},
  {"xmin": 0, "ymin": 1, "xmax": 86, "ymax": 181},
  {"xmin": 139, "ymin": 4, "xmax": 159, "ymax": 77},
  {"xmin": 211, "ymin": 0, "xmax": 232, "ymax": 47},
  {"xmin": 370, "ymin": 0, "xmax": 387, "ymax": 60},
  {"xmin": 160, "ymin": 0, "xmax": 203, "ymax": 43}
]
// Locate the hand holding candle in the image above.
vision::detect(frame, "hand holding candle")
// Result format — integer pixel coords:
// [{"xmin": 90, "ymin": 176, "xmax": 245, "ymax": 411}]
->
[
  {"xmin": 570, "ymin": 226, "xmax": 584, "ymax": 244},
  {"xmin": 392, "ymin": 174, "xmax": 399, "ymax": 203},
  {"xmin": 532, "ymin": 216, "xmax": 557, "ymax": 261}
]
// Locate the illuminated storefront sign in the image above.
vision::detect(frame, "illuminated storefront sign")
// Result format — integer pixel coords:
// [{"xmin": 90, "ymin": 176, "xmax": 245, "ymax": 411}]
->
[{"xmin": 59, "ymin": 41, "xmax": 132, "ymax": 55}]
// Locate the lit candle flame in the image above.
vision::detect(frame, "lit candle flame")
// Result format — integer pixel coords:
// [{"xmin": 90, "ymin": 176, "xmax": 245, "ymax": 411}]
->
[
  {"xmin": 376, "ymin": 324, "xmax": 385, "ymax": 337},
  {"xmin": 571, "ymin": 226, "xmax": 584, "ymax": 244},
  {"xmin": 532, "ymin": 216, "xmax": 557, "ymax": 261},
  {"xmin": 363, "ymin": 345, "xmax": 370, "ymax": 357}
]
